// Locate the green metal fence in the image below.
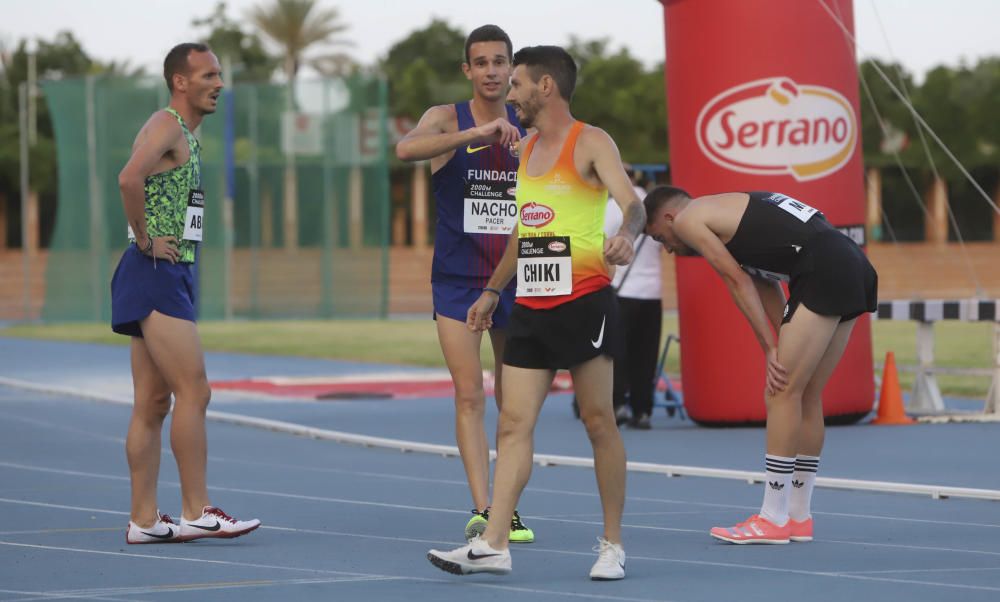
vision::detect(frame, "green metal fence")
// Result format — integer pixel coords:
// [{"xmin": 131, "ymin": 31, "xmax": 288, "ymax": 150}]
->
[{"xmin": 41, "ymin": 74, "xmax": 390, "ymax": 322}]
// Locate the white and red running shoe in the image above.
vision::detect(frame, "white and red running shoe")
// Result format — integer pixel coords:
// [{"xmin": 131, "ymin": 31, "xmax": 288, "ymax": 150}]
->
[
  {"xmin": 178, "ymin": 506, "xmax": 261, "ymax": 542},
  {"xmin": 126, "ymin": 511, "xmax": 181, "ymax": 544},
  {"xmin": 710, "ymin": 514, "xmax": 791, "ymax": 544}
]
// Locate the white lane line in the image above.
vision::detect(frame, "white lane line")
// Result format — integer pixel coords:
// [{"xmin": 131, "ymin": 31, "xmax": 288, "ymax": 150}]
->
[
  {"xmin": 23, "ymin": 576, "xmax": 401, "ymax": 599},
  {"xmin": 0, "ymin": 540, "xmax": 381, "ymax": 578},
  {"xmin": 4, "ymin": 537, "xmax": 999, "ymax": 595},
  {"xmin": 0, "ymin": 528, "xmax": 120, "ymax": 536},
  {"xmin": 0, "ymin": 498, "xmax": 127, "ymax": 516},
  {"xmin": 4, "ymin": 414, "xmax": 1000, "ymax": 531},
  {"xmin": 4, "ymin": 492, "xmax": 1000, "ymax": 564},
  {"xmin": 3, "ymin": 377, "xmax": 999, "ymax": 502},
  {"xmin": 849, "ymin": 566, "xmax": 1000, "ymax": 575},
  {"xmin": 0, "ymin": 542, "xmax": 674, "ymax": 602},
  {"xmin": 0, "ymin": 588, "xmax": 139, "ymax": 602},
  {"xmin": 5, "ymin": 461, "xmax": 1000, "ymax": 556}
]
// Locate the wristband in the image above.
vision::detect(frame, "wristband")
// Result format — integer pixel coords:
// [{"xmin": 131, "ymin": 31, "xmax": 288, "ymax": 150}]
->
[{"xmin": 483, "ymin": 287, "xmax": 502, "ymax": 297}]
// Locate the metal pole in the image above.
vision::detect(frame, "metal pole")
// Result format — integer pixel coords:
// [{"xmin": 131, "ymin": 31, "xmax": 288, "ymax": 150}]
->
[
  {"xmin": 222, "ymin": 55, "xmax": 234, "ymax": 320},
  {"xmin": 85, "ymin": 75, "xmax": 102, "ymax": 320},
  {"xmin": 377, "ymin": 77, "xmax": 390, "ymax": 318},
  {"xmin": 986, "ymin": 322, "xmax": 1000, "ymax": 415},
  {"xmin": 18, "ymin": 83, "xmax": 32, "ymax": 321},
  {"xmin": 321, "ymin": 78, "xmax": 334, "ymax": 317},
  {"xmin": 248, "ymin": 85, "xmax": 259, "ymax": 317},
  {"xmin": 27, "ymin": 45, "xmax": 37, "ymax": 146}
]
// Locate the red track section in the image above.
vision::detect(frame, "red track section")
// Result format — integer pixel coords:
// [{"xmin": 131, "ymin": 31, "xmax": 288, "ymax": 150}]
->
[{"xmin": 211, "ymin": 372, "xmax": 680, "ymax": 401}]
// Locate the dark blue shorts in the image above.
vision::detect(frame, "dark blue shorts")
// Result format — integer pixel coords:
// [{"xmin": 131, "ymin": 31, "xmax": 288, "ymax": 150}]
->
[
  {"xmin": 432, "ymin": 281, "xmax": 515, "ymax": 329},
  {"xmin": 111, "ymin": 245, "xmax": 196, "ymax": 337}
]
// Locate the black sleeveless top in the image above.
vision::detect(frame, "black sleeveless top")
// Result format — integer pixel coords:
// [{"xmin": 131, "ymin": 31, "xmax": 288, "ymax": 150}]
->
[{"xmin": 724, "ymin": 192, "xmax": 834, "ymax": 281}]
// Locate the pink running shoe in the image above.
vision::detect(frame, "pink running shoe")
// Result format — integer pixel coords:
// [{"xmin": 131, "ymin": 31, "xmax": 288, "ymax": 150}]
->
[
  {"xmin": 178, "ymin": 506, "xmax": 261, "ymax": 542},
  {"xmin": 710, "ymin": 514, "xmax": 790, "ymax": 544},
  {"xmin": 789, "ymin": 517, "xmax": 813, "ymax": 542}
]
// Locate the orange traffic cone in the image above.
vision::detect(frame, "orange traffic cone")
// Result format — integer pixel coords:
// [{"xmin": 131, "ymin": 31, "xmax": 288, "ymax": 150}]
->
[{"xmin": 872, "ymin": 351, "xmax": 914, "ymax": 425}]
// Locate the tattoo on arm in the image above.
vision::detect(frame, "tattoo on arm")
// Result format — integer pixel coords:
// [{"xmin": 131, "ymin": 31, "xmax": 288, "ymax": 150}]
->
[{"xmin": 620, "ymin": 201, "xmax": 646, "ymax": 240}]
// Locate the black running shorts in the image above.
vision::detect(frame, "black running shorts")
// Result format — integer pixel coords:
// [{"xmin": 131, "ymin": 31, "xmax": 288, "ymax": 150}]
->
[
  {"xmin": 504, "ymin": 286, "xmax": 619, "ymax": 370},
  {"xmin": 783, "ymin": 229, "xmax": 878, "ymax": 324}
]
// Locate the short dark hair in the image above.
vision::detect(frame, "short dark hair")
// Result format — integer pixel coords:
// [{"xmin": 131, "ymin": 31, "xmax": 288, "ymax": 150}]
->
[
  {"xmin": 164, "ymin": 43, "xmax": 211, "ymax": 92},
  {"xmin": 464, "ymin": 25, "xmax": 513, "ymax": 64},
  {"xmin": 644, "ymin": 186, "xmax": 691, "ymax": 224},
  {"xmin": 512, "ymin": 45, "xmax": 578, "ymax": 101}
]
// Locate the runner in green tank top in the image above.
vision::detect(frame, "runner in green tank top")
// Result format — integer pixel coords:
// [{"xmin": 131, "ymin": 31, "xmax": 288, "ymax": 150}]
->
[
  {"xmin": 113, "ymin": 43, "xmax": 259, "ymax": 545},
  {"xmin": 141, "ymin": 107, "xmax": 202, "ymax": 264}
]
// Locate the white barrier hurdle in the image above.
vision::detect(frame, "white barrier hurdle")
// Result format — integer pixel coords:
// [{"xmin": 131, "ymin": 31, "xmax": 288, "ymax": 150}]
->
[{"xmin": 874, "ymin": 299, "xmax": 1000, "ymax": 415}]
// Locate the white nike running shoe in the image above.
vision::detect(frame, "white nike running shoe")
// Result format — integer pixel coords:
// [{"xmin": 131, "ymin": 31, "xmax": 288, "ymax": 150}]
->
[
  {"xmin": 178, "ymin": 506, "xmax": 261, "ymax": 542},
  {"xmin": 589, "ymin": 537, "xmax": 626, "ymax": 580},
  {"xmin": 427, "ymin": 535, "xmax": 512, "ymax": 575},
  {"xmin": 125, "ymin": 511, "xmax": 181, "ymax": 544}
]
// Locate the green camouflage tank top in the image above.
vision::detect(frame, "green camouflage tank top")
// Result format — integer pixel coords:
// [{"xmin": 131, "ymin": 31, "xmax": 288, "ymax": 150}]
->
[{"xmin": 141, "ymin": 108, "xmax": 202, "ymax": 263}]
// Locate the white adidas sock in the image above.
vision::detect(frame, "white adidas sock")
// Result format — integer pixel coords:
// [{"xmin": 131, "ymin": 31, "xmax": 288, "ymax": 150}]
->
[
  {"xmin": 760, "ymin": 454, "xmax": 795, "ymax": 526},
  {"xmin": 789, "ymin": 455, "xmax": 820, "ymax": 521}
]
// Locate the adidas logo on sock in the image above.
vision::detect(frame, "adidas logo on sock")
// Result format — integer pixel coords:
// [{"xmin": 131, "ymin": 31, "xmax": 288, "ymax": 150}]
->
[
  {"xmin": 768, "ymin": 481, "xmax": 785, "ymax": 491},
  {"xmin": 792, "ymin": 480, "xmax": 804, "ymax": 488}
]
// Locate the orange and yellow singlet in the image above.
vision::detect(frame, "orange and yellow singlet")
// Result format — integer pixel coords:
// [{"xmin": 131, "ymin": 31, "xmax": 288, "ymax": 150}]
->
[{"xmin": 515, "ymin": 121, "xmax": 609, "ymax": 309}]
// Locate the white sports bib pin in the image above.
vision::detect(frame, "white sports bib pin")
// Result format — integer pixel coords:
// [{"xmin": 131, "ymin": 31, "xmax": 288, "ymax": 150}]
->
[{"xmin": 517, "ymin": 236, "xmax": 572, "ymax": 297}]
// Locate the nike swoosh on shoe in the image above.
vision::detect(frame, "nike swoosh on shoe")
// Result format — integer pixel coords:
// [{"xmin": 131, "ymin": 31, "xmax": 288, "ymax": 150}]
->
[
  {"xmin": 141, "ymin": 527, "xmax": 175, "ymax": 539},
  {"xmin": 467, "ymin": 550, "xmax": 502, "ymax": 560}
]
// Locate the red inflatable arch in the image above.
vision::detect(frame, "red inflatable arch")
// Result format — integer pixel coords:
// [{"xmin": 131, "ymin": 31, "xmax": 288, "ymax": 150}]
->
[{"xmin": 660, "ymin": 0, "xmax": 874, "ymax": 423}]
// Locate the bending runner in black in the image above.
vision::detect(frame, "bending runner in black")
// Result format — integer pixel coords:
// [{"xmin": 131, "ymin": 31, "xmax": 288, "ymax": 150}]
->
[{"xmin": 645, "ymin": 187, "xmax": 877, "ymax": 545}]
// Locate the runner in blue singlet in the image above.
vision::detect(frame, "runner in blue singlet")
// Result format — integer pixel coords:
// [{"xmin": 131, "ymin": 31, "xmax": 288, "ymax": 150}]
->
[{"xmin": 396, "ymin": 24, "xmax": 533, "ymax": 543}]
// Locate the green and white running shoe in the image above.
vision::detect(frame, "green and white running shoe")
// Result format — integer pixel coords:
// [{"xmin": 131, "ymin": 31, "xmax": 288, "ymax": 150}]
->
[
  {"xmin": 464, "ymin": 509, "xmax": 488, "ymax": 540},
  {"xmin": 508, "ymin": 510, "xmax": 535, "ymax": 543},
  {"xmin": 464, "ymin": 508, "xmax": 535, "ymax": 543}
]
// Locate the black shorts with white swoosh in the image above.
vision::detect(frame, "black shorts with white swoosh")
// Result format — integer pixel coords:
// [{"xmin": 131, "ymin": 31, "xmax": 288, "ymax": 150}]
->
[{"xmin": 503, "ymin": 285, "xmax": 619, "ymax": 370}]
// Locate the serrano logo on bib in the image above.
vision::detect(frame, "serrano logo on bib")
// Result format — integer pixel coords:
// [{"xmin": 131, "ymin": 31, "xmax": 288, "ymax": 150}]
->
[
  {"xmin": 547, "ymin": 240, "xmax": 567, "ymax": 253},
  {"xmin": 520, "ymin": 202, "xmax": 555, "ymax": 228},
  {"xmin": 696, "ymin": 77, "xmax": 857, "ymax": 181}
]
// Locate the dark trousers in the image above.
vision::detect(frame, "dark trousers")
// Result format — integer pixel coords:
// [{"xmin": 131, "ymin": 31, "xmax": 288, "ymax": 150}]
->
[{"xmin": 612, "ymin": 297, "xmax": 663, "ymax": 417}]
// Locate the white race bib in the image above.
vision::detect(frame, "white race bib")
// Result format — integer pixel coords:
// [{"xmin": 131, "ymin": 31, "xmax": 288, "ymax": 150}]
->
[
  {"xmin": 516, "ymin": 236, "xmax": 573, "ymax": 296},
  {"xmin": 182, "ymin": 189, "xmax": 205, "ymax": 242},
  {"xmin": 463, "ymin": 178, "xmax": 517, "ymax": 234},
  {"xmin": 766, "ymin": 193, "xmax": 818, "ymax": 223},
  {"xmin": 464, "ymin": 198, "xmax": 517, "ymax": 234}
]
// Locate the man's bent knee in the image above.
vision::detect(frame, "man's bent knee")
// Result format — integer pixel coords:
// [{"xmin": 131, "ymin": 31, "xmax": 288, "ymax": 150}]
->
[{"xmin": 496, "ymin": 411, "xmax": 532, "ymax": 442}]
